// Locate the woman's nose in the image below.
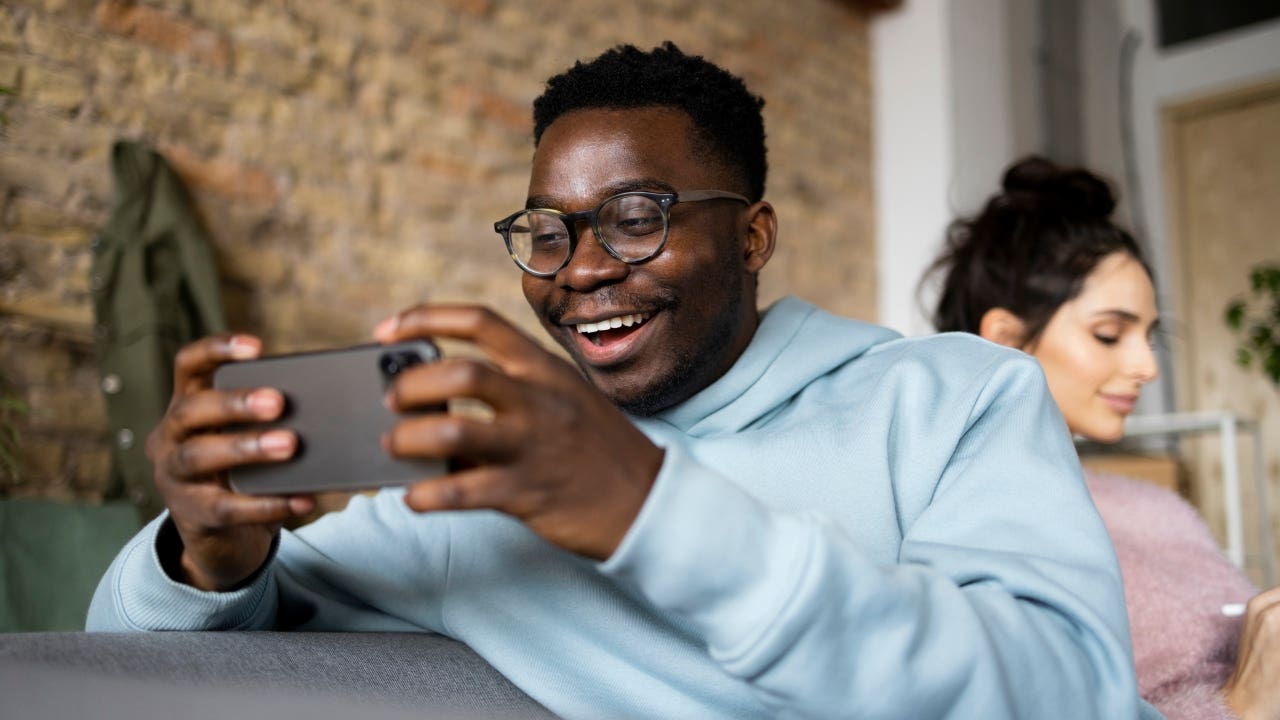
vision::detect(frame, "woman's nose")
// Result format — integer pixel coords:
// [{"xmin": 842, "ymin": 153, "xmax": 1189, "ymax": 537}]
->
[{"xmin": 1130, "ymin": 341, "xmax": 1160, "ymax": 384}]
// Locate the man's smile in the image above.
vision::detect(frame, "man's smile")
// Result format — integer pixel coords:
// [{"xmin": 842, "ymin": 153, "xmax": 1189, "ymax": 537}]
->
[
  {"xmin": 563, "ymin": 310, "xmax": 659, "ymax": 364},
  {"xmin": 575, "ymin": 312, "xmax": 652, "ymax": 341}
]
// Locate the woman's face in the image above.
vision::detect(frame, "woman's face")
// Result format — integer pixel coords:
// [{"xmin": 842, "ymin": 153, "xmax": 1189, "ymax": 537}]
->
[{"xmin": 1026, "ymin": 252, "xmax": 1160, "ymax": 443}]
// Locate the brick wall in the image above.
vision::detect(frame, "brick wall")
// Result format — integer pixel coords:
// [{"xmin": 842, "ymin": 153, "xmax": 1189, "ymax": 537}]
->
[{"xmin": 0, "ymin": 0, "xmax": 875, "ymax": 503}]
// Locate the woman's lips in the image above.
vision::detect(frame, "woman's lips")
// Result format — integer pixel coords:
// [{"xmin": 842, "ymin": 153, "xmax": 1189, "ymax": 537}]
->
[{"xmin": 1100, "ymin": 393, "xmax": 1138, "ymax": 414}]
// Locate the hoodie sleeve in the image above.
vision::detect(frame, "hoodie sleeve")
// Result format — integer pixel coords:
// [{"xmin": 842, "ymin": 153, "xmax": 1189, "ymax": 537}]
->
[
  {"xmin": 600, "ymin": 355, "xmax": 1160, "ymax": 720},
  {"xmin": 87, "ymin": 490, "xmax": 447, "ymax": 634},
  {"xmin": 86, "ymin": 513, "xmax": 280, "ymax": 631}
]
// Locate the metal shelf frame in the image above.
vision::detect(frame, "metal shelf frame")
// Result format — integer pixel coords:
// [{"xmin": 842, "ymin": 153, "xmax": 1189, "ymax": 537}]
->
[{"xmin": 1121, "ymin": 411, "xmax": 1275, "ymax": 586}]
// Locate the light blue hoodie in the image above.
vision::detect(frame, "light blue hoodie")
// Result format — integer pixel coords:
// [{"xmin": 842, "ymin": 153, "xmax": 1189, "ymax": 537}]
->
[{"xmin": 89, "ymin": 297, "xmax": 1158, "ymax": 719}]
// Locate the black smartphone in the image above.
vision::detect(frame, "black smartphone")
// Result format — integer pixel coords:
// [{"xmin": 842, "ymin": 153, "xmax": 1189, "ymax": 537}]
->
[{"xmin": 212, "ymin": 340, "xmax": 445, "ymax": 495}]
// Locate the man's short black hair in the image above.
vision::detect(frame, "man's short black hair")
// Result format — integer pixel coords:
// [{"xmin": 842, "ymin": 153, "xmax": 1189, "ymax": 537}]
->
[{"xmin": 532, "ymin": 41, "xmax": 768, "ymax": 202}]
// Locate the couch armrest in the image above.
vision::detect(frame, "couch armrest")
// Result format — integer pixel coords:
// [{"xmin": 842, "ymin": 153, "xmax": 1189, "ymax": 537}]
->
[{"xmin": 0, "ymin": 631, "xmax": 555, "ymax": 719}]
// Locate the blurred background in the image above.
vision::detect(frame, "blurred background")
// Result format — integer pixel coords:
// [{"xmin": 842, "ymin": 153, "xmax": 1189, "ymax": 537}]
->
[{"xmin": 0, "ymin": 0, "xmax": 1276, "ymax": 628}]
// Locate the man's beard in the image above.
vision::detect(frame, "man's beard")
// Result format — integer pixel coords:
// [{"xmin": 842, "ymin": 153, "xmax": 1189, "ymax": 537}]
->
[
  {"xmin": 542, "ymin": 238, "xmax": 749, "ymax": 417},
  {"xmin": 608, "ymin": 261, "xmax": 745, "ymax": 417},
  {"xmin": 614, "ymin": 277, "xmax": 740, "ymax": 417}
]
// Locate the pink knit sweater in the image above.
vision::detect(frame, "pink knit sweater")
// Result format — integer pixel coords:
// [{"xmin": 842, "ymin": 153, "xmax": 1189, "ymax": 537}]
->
[{"xmin": 1086, "ymin": 472, "xmax": 1257, "ymax": 720}]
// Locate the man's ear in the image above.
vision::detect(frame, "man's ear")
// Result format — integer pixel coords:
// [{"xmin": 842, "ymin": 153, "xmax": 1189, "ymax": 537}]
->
[
  {"xmin": 978, "ymin": 308, "xmax": 1027, "ymax": 349},
  {"xmin": 742, "ymin": 201, "xmax": 777, "ymax": 274}
]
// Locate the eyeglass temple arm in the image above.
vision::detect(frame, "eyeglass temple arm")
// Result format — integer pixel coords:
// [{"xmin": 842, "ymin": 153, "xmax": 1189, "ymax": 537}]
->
[{"xmin": 675, "ymin": 190, "xmax": 751, "ymax": 205}]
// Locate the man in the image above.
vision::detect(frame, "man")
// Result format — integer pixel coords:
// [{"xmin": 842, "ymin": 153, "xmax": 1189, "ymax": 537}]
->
[{"xmin": 89, "ymin": 43, "xmax": 1156, "ymax": 719}]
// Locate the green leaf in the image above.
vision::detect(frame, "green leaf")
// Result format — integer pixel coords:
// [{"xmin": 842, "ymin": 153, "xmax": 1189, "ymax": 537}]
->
[
  {"xmin": 1227, "ymin": 263, "xmax": 1280, "ymax": 388},
  {"xmin": 0, "ymin": 457, "xmax": 20, "ymax": 483},
  {"xmin": 1225, "ymin": 300, "xmax": 1246, "ymax": 329},
  {"xmin": 0, "ymin": 396, "xmax": 28, "ymax": 413},
  {"xmin": 1250, "ymin": 324, "xmax": 1274, "ymax": 348},
  {"xmin": 1250, "ymin": 265, "xmax": 1280, "ymax": 294},
  {"xmin": 1261, "ymin": 266, "xmax": 1280, "ymax": 294},
  {"xmin": 1265, "ymin": 351, "xmax": 1280, "ymax": 385}
]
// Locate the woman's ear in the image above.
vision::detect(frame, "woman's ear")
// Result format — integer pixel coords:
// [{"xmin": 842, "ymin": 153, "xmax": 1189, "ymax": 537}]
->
[
  {"xmin": 742, "ymin": 201, "xmax": 777, "ymax": 274},
  {"xmin": 978, "ymin": 308, "xmax": 1027, "ymax": 349}
]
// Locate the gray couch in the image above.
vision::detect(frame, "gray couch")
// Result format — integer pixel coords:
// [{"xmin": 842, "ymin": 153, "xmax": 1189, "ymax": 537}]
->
[{"xmin": 0, "ymin": 631, "xmax": 555, "ymax": 719}]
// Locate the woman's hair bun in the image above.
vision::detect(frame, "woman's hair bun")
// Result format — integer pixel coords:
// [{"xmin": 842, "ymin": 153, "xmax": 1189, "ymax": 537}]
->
[{"xmin": 1000, "ymin": 155, "xmax": 1117, "ymax": 220}]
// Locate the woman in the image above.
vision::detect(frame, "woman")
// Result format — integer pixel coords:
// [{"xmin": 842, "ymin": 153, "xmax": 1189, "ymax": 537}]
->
[{"xmin": 924, "ymin": 156, "xmax": 1280, "ymax": 720}]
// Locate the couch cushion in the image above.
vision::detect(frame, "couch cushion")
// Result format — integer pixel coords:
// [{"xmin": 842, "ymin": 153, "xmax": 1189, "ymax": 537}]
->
[
  {"xmin": 0, "ymin": 631, "xmax": 555, "ymax": 719},
  {"xmin": 0, "ymin": 498, "xmax": 141, "ymax": 631}
]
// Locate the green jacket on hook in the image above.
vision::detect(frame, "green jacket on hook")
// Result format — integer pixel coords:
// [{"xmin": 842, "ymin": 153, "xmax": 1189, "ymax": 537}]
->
[{"xmin": 91, "ymin": 140, "xmax": 226, "ymax": 520}]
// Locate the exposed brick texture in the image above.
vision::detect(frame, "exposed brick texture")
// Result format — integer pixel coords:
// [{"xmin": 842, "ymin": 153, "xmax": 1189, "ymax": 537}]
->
[
  {"xmin": 0, "ymin": 0, "xmax": 875, "ymax": 502},
  {"xmin": 94, "ymin": 0, "xmax": 231, "ymax": 72}
]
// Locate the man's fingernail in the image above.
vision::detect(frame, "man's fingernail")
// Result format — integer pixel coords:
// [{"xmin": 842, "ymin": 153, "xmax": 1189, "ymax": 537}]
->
[
  {"xmin": 259, "ymin": 430, "xmax": 293, "ymax": 456},
  {"xmin": 227, "ymin": 336, "xmax": 260, "ymax": 359},
  {"xmin": 248, "ymin": 389, "xmax": 282, "ymax": 416},
  {"xmin": 374, "ymin": 315, "xmax": 399, "ymax": 341}
]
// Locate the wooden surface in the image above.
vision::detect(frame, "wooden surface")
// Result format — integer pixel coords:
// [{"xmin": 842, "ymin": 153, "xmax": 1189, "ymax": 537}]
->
[{"xmin": 1079, "ymin": 453, "xmax": 1182, "ymax": 493}]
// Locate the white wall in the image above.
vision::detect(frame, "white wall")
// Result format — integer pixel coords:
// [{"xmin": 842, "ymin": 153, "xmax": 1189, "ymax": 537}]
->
[
  {"xmin": 871, "ymin": 0, "xmax": 956, "ymax": 337},
  {"xmin": 948, "ymin": 0, "xmax": 1018, "ymax": 214},
  {"xmin": 872, "ymin": 0, "xmax": 1028, "ymax": 337}
]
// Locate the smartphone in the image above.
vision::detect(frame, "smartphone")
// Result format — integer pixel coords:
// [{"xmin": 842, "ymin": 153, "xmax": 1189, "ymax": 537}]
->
[{"xmin": 212, "ymin": 340, "xmax": 445, "ymax": 495}]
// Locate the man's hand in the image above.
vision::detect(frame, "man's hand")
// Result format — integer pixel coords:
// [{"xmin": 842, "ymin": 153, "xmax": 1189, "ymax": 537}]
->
[
  {"xmin": 375, "ymin": 305, "xmax": 665, "ymax": 560},
  {"xmin": 145, "ymin": 335, "xmax": 315, "ymax": 592},
  {"xmin": 1224, "ymin": 585, "xmax": 1280, "ymax": 720}
]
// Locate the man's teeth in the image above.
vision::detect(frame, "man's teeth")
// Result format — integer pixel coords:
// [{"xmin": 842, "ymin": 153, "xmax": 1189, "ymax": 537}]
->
[{"xmin": 576, "ymin": 313, "xmax": 650, "ymax": 334}]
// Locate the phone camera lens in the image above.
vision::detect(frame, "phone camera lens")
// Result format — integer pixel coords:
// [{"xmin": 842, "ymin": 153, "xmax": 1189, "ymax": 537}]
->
[
  {"xmin": 379, "ymin": 354, "xmax": 401, "ymax": 377},
  {"xmin": 379, "ymin": 350, "xmax": 422, "ymax": 379}
]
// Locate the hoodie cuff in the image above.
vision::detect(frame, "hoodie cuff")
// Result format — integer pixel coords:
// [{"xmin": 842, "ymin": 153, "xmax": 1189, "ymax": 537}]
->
[{"xmin": 111, "ymin": 513, "xmax": 279, "ymax": 631}]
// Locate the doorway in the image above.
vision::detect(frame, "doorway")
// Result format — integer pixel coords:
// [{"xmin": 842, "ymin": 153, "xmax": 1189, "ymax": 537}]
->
[{"xmin": 1163, "ymin": 76, "xmax": 1280, "ymax": 585}]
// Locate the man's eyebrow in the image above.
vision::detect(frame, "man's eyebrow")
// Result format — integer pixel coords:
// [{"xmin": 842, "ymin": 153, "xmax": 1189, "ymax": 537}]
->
[{"xmin": 525, "ymin": 178, "xmax": 678, "ymax": 210}]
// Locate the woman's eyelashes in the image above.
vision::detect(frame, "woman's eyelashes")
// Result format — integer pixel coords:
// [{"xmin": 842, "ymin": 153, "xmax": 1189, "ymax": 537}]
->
[
  {"xmin": 1092, "ymin": 326, "xmax": 1160, "ymax": 350},
  {"xmin": 1092, "ymin": 326, "xmax": 1122, "ymax": 346}
]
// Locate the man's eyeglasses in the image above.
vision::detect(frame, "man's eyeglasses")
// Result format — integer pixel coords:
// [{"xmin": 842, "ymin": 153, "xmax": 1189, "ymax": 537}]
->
[{"xmin": 493, "ymin": 190, "xmax": 750, "ymax": 277}]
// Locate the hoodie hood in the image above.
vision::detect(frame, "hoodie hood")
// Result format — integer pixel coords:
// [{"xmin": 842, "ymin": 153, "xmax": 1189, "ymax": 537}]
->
[{"xmin": 643, "ymin": 296, "xmax": 901, "ymax": 436}]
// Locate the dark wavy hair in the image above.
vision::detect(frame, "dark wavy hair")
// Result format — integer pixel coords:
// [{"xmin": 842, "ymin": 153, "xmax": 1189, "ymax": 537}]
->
[
  {"xmin": 924, "ymin": 156, "xmax": 1153, "ymax": 344},
  {"xmin": 532, "ymin": 41, "xmax": 768, "ymax": 202}
]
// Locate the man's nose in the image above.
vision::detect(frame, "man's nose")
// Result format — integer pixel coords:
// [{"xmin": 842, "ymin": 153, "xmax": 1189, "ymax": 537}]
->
[{"xmin": 556, "ymin": 223, "xmax": 629, "ymax": 289}]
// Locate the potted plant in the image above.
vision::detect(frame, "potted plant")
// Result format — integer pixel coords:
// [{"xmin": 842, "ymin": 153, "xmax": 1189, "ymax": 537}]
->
[{"xmin": 1224, "ymin": 263, "xmax": 1280, "ymax": 387}]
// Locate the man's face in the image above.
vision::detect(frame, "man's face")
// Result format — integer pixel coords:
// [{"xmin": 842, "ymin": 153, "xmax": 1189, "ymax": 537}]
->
[{"xmin": 521, "ymin": 106, "xmax": 765, "ymax": 415}]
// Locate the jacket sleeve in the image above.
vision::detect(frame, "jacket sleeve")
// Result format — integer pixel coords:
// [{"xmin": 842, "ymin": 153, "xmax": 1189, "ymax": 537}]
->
[
  {"xmin": 600, "ymin": 357, "xmax": 1160, "ymax": 720},
  {"xmin": 86, "ymin": 491, "xmax": 444, "ymax": 634}
]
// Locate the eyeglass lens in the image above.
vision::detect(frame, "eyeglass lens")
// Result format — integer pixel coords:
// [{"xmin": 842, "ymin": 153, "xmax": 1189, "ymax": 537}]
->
[{"xmin": 507, "ymin": 194, "xmax": 667, "ymax": 274}]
